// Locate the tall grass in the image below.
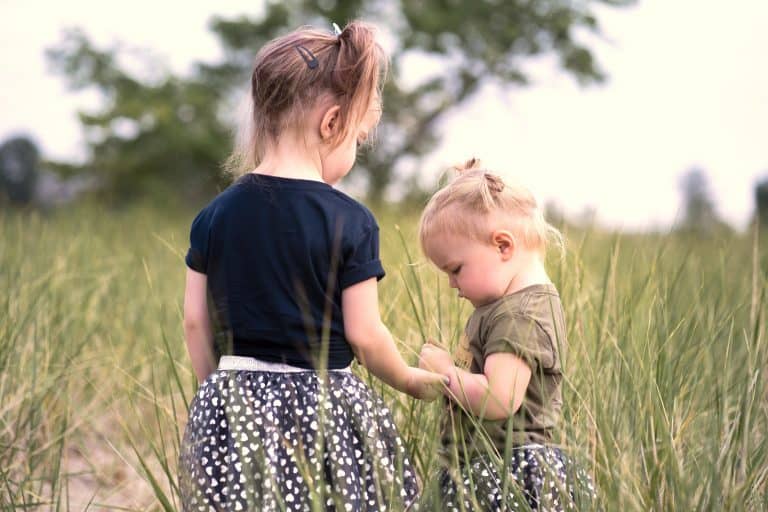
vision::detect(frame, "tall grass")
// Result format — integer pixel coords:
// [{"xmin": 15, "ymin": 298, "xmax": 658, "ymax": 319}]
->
[{"xmin": 1, "ymin": 203, "xmax": 766, "ymax": 510}]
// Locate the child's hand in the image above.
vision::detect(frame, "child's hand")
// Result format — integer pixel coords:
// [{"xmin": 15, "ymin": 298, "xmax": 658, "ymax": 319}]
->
[
  {"xmin": 405, "ymin": 367, "xmax": 448, "ymax": 401},
  {"xmin": 418, "ymin": 342, "xmax": 453, "ymax": 375}
]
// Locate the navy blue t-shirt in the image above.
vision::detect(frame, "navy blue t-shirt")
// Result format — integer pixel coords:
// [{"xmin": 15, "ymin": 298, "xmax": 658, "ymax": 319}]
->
[{"xmin": 185, "ymin": 173, "xmax": 385, "ymax": 369}]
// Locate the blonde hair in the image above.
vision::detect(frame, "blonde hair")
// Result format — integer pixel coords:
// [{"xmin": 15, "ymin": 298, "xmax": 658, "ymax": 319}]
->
[
  {"xmin": 419, "ymin": 158, "xmax": 563, "ymax": 257},
  {"xmin": 226, "ymin": 21, "xmax": 386, "ymax": 176}
]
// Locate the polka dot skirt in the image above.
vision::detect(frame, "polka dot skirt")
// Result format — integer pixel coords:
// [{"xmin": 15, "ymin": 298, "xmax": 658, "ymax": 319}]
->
[
  {"xmin": 420, "ymin": 446, "xmax": 596, "ymax": 511},
  {"xmin": 179, "ymin": 359, "xmax": 419, "ymax": 511}
]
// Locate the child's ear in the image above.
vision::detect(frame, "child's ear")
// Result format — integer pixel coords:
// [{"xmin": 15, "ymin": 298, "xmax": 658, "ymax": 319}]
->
[
  {"xmin": 492, "ymin": 230, "xmax": 515, "ymax": 260},
  {"xmin": 319, "ymin": 105, "xmax": 341, "ymax": 140}
]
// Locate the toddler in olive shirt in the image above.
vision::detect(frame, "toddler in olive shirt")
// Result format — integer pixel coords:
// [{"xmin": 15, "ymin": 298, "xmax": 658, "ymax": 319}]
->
[{"xmin": 418, "ymin": 159, "xmax": 595, "ymax": 511}]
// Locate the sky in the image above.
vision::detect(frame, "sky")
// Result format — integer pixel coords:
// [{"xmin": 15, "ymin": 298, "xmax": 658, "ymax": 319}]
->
[{"xmin": 1, "ymin": 0, "xmax": 766, "ymax": 230}]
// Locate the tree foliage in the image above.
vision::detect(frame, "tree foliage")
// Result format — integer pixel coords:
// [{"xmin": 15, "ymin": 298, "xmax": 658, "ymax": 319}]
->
[
  {"xmin": 0, "ymin": 136, "xmax": 40, "ymax": 205},
  {"xmin": 755, "ymin": 176, "xmax": 768, "ymax": 230},
  {"xmin": 47, "ymin": 30, "xmax": 233, "ymax": 200},
  {"xmin": 678, "ymin": 167, "xmax": 726, "ymax": 235},
  {"xmin": 47, "ymin": 0, "xmax": 632, "ymax": 202}
]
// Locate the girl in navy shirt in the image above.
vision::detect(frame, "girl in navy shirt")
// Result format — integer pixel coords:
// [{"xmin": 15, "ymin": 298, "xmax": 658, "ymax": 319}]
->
[{"xmin": 179, "ymin": 21, "xmax": 445, "ymax": 511}]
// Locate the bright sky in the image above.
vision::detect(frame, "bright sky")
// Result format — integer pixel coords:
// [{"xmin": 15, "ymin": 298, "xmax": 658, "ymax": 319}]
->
[{"xmin": 1, "ymin": 0, "xmax": 766, "ymax": 230}]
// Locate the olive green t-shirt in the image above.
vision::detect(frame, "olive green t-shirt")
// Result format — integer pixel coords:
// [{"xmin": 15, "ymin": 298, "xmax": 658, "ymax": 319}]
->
[{"xmin": 441, "ymin": 283, "xmax": 567, "ymax": 462}]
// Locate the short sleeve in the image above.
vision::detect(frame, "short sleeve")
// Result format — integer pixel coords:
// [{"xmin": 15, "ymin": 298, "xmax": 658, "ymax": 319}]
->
[
  {"xmin": 339, "ymin": 226, "xmax": 386, "ymax": 289},
  {"xmin": 185, "ymin": 208, "xmax": 210, "ymax": 274},
  {"xmin": 483, "ymin": 313, "xmax": 554, "ymax": 371}
]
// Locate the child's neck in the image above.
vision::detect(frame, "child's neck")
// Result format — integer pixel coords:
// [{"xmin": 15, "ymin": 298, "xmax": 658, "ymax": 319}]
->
[
  {"xmin": 253, "ymin": 137, "xmax": 324, "ymax": 182},
  {"xmin": 503, "ymin": 250, "xmax": 551, "ymax": 296}
]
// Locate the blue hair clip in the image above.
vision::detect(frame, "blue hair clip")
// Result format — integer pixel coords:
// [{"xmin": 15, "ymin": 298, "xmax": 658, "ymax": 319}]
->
[
  {"xmin": 332, "ymin": 22, "xmax": 342, "ymax": 36},
  {"xmin": 295, "ymin": 45, "xmax": 318, "ymax": 69}
]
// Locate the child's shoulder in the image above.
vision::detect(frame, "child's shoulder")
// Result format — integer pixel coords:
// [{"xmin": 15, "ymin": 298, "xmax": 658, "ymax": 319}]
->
[
  {"xmin": 325, "ymin": 188, "xmax": 378, "ymax": 228},
  {"xmin": 486, "ymin": 284, "xmax": 566, "ymax": 347},
  {"xmin": 189, "ymin": 182, "xmax": 242, "ymax": 223},
  {"xmin": 484, "ymin": 283, "xmax": 561, "ymax": 320}
]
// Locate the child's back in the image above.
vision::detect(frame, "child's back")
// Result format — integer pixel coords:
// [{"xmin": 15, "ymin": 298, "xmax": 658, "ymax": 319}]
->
[
  {"xmin": 178, "ymin": 21, "xmax": 444, "ymax": 512},
  {"xmin": 187, "ymin": 173, "xmax": 382, "ymax": 368}
]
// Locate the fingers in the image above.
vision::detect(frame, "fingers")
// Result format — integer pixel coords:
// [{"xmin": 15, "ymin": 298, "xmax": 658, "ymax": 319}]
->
[
  {"xmin": 406, "ymin": 367, "xmax": 449, "ymax": 400},
  {"xmin": 419, "ymin": 343, "xmax": 450, "ymax": 374},
  {"xmin": 423, "ymin": 339, "xmax": 445, "ymax": 349},
  {"xmin": 418, "ymin": 355, "xmax": 442, "ymax": 374},
  {"xmin": 419, "ymin": 343, "xmax": 440, "ymax": 360},
  {"xmin": 426, "ymin": 370, "xmax": 450, "ymax": 386},
  {"xmin": 421, "ymin": 343, "xmax": 447, "ymax": 355},
  {"xmin": 417, "ymin": 351, "xmax": 430, "ymax": 370},
  {"xmin": 418, "ymin": 345, "xmax": 436, "ymax": 371},
  {"xmin": 419, "ymin": 368, "xmax": 450, "ymax": 388},
  {"xmin": 423, "ymin": 377, "xmax": 446, "ymax": 401}
]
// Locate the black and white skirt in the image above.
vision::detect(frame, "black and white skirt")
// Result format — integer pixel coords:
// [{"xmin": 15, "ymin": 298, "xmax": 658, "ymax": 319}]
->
[
  {"xmin": 179, "ymin": 356, "xmax": 419, "ymax": 511},
  {"xmin": 421, "ymin": 445, "xmax": 596, "ymax": 511}
]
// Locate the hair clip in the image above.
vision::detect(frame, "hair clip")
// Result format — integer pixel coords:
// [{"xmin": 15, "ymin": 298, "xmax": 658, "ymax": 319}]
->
[
  {"xmin": 332, "ymin": 22, "xmax": 342, "ymax": 36},
  {"xmin": 295, "ymin": 45, "xmax": 318, "ymax": 69}
]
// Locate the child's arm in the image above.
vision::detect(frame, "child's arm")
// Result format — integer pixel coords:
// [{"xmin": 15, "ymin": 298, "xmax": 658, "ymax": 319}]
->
[
  {"xmin": 342, "ymin": 278, "xmax": 446, "ymax": 400},
  {"xmin": 183, "ymin": 269, "xmax": 216, "ymax": 383},
  {"xmin": 419, "ymin": 343, "xmax": 531, "ymax": 420}
]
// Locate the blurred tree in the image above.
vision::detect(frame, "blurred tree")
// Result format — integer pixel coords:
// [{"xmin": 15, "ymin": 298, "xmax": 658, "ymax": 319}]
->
[
  {"xmin": 678, "ymin": 167, "xmax": 726, "ymax": 235},
  {"xmin": 47, "ymin": 29, "xmax": 232, "ymax": 201},
  {"xmin": 755, "ymin": 176, "xmax": 768, "ymax": 230},
  {"xmin": 0, "ymin": 136, "xmax": 40, "ymax": 205},
  {"xmin": 48, "ymin": 0, "xmax": 632, "ymax": 202}
]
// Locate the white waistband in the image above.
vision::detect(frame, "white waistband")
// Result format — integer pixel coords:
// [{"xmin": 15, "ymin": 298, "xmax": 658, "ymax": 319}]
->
[
  {"xmin": 218, "ymin": 355, "xmax": 351, "ymax": 373},
  {"xmin": 515, "ymin": 443, "xmax": 547, "ymax": 450}
]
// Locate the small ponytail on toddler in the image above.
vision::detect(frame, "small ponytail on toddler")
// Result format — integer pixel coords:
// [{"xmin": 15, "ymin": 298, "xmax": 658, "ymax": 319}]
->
[{"xmin": 452, "ymin": 158, "xmax": 507, "ymax": 213}]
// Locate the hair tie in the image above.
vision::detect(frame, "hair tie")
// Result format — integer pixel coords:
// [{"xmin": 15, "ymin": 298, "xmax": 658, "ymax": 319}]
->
[
  {"xmin": 484, "ymin": 173, "xmax": 505, "ymax": 194},
  {"xmin": 332, "ymin": 22, "xmax": 342, "ymax": 36}
]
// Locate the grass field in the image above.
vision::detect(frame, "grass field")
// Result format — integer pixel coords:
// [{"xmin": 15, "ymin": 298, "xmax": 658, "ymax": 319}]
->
[{"xmin": 1, "ymin": 201, "xmax": 766, "ymax": 510}]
